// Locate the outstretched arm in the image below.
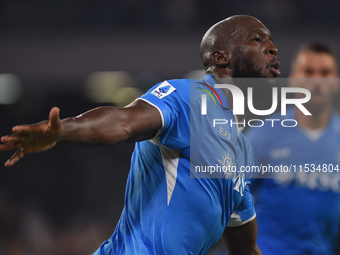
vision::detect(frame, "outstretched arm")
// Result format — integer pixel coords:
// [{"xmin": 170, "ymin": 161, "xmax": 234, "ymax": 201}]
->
[
  {"xmin": 0, "ymin": 99, "xmax": 162, "ymax": 167},
  {"xmin": 223, "ymin": 218, "xmax": 262, "ymax": 255}
]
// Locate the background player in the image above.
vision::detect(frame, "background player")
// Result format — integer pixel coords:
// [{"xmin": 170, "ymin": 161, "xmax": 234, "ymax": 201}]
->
[
  {"xmin": 246, "ymin": 42, "xmax": 340, "ymax": 254},
  {"xmin": 0, "ymin": 15, "xmax": 281, "ymax": 254}
]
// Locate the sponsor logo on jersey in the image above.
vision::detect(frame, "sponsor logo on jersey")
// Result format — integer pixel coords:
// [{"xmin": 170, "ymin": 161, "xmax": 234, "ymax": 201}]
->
[
  {"xmin": 274, "ymin": 170, "xmax": 340, "ymax": 193},
  {"xmin": 218, "ymin": 151, "xmax": 234, "ymax": 179},
  {"xmin": 151, "ymin": 81, "xmax": 176, "ymax": 99},
  {"xmin": 218, "ymin": 151, "xmax": 246, "ymax": 196},
  {"xmin": 270, "ymin": 147, "xmax": 291, "ymax": 160}
]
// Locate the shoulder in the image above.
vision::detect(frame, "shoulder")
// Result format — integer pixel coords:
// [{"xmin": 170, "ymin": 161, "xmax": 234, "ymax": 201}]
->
[
  {"xmin": 145, "ymin": 79, "xmax": 190, "ymax": 102},
  {"xmin": 331, "ymin": 112, "xmax": 340, "ymax": 126},
  {"xmin": 153, "ymin": 79, "xmax": 191, "ymax": 91},
  {"xmin": 329, "ymin": 112, "xmax": 340, "ymax": 136}
]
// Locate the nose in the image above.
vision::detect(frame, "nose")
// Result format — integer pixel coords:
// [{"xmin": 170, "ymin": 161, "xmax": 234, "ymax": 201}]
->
[{"xmin": 267, "ymin": 42, "xmax": 278, "ymax": 56}]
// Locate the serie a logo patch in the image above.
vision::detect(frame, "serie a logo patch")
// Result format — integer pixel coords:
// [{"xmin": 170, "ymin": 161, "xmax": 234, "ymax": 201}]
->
[{"xmin": 151, "ymin": 81, "xmax": 176, "ymax": 99}]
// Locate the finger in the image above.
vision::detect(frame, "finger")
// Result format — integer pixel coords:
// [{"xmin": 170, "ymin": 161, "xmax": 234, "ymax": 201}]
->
[
  {"xmin": 49, "ymin": 107, "xmax": 61, "ymax": 128},
  {"xmin": 12, "ymin": 125, "xmax": 34, "ymax": 133},
  {"xmin": 1, "ymin": 134, "xmax": 27, "ymax": 143},
  {"xmin": 4, "ymin": 148, "xmax": 25, "ymax": 167},
  {"xmin": 0, "ymin": 142, "xmax": 23, "ymax": 151}
]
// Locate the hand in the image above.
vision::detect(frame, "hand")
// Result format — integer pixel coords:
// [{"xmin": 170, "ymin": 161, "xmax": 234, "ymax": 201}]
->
[{"xmin": 0, "ymin": 107, "xmax": 64, "ymax": 167}]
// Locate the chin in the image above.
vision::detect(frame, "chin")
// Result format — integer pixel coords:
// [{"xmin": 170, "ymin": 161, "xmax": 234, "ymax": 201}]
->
[{"xmin": 305, "ymin": 104, "xmax": 327, "ymax": 115}]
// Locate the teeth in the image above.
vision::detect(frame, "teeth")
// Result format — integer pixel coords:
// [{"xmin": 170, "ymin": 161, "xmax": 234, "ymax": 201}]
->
[{"xmin": 270, "ymin": 67, "xmax": 281, "ymax": 76}]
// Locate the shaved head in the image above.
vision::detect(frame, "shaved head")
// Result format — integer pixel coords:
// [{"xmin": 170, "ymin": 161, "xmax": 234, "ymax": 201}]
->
[
  {"xmin": 200, "ymin": 15, "xmax": 280, "ymax": 100},
  {"xmin": 200, "ymin": 15, "xmax": 266, "ymax": 70}
]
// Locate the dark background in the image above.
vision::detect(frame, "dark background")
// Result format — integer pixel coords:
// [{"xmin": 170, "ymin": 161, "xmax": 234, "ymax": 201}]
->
[{"xmin": 0, "ymin": 0, "xmax": 340, "ymax": 254}]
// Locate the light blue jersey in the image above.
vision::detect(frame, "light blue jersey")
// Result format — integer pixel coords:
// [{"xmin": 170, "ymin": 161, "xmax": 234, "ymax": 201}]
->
[
  {"xmin": 246, "ymin": 107, "xmax": 340, "ymax": 255},
  {"xmin": 93, "ymin": 76, "xmax": 256, "ymax": 255}
]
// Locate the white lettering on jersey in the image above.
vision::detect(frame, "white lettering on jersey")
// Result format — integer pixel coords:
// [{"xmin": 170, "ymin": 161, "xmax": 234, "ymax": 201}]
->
[
  {"xmin": 274, "ymin": 170, "xmax": 340, "ymax": 193},
  {"xmin": 270, "ymin": 147, "xmax": 291, "ymax": 160}
]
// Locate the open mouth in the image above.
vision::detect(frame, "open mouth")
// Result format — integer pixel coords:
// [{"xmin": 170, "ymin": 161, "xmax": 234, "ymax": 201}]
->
[{"xmin": 269, "ymin": 61, "xmax": 281, "ymax": 76}]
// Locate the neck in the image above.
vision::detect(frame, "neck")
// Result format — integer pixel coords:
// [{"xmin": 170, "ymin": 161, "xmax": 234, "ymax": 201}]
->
[{"xmin": 296, "ymin": 106, "xmax": 332, "ymax": 130}]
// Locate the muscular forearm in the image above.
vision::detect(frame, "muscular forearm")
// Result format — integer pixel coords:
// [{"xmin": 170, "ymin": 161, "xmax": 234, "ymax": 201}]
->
[
  {"xmin": 0, "ymin": 100, "xmax": 162, "ymax": 167},
  {"xmin": 60, "ymin": 107, "xmax": 130, "ymax": 145},
  {"xmin": 59, "ymin": 100, "xmax": 162, "ymax": 145}
]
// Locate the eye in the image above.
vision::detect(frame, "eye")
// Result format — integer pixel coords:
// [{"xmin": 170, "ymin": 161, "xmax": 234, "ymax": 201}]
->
[
  {"xmin": 251, "ymin": 37, "xmax": 262, "ymax": 42},
  {"xmin": 303, "ymin": 69, "xmax": 314, "ymax": 77},
  {"xmin": 321, "ymin": 69, "xmax": 331, "ymax": 77}
]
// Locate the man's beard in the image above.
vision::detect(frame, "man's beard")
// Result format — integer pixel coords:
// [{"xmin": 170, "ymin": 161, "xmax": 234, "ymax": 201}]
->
[{"xmin": 232, "ymin": 55, "xmax": 277, "ymax": 101}]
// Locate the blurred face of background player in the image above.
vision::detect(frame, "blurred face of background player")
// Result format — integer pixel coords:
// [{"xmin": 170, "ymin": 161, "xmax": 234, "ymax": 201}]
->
[{"xmin": 290, "ymin": 50, "xmax": 339, "ymax": 115}]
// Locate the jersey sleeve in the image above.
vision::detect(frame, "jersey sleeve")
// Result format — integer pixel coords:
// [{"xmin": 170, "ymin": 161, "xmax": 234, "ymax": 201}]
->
[
  {"xmin": 227, "ymin": 184, "xmax": 256, "ymax": 227},
  {"xmin": 138, "ymin": 79, "xmax": 190, "ymax": 149}
]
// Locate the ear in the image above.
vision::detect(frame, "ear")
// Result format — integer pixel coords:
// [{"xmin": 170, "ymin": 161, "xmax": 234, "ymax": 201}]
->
[{"xmin": 211, "ymin": 50, "xmax": 230, "ymax": 66}]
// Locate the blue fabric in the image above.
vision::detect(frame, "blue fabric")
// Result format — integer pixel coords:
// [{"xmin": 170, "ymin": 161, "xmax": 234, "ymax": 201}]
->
[
  {"xmin": 93, "ymin": 76, "xmax": 256, "ymax": 255},
  {"xmin": 246, "ymin": 107, "xmax": 340, "ymax": 255}
]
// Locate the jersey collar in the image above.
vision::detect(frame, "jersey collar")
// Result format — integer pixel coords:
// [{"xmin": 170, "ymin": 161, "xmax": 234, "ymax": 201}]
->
[{"xmin": 202, "ymin": 75, "xmax": 244, "ymax": 134}]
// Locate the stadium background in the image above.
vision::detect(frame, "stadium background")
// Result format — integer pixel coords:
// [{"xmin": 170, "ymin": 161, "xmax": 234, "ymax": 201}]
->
[{"xmin": 0, "ymin": 1, "xmax": 340, "ymax": 254}]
